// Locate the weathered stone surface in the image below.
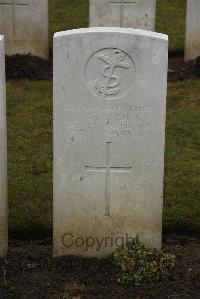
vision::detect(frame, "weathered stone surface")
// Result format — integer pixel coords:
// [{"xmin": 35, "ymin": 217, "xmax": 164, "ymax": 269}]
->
[
  {"xmin": 0, "ymin": 0, "xmax": 48, "ymax": 59},
  {"xmin": 185, "ymin": 0, "xmax": 200, "ymax": 61},
  {"xmin": 0, "ymin": 36, "xmax": 7, "ymax": 257},
  {"xmin": 90, "ymin": 0, "xmax": 156, "ymax": 31},
  {"xmin": 53, "ymin": 28, "xmax": 168, "ymax": 258}
]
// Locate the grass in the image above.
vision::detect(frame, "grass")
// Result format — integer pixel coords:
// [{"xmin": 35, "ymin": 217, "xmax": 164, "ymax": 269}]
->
[
  {"xmin": 7, "ymin": 80, "xmax": 200, "ymax": 235},
  {"xmin": 49, "ymin": 0, "xmax": 89, "ymax": 46},
  {"xmin": 164, "ymin": 80, "xmax": 200, "ymax": 234},
  {"xmin": 7, "ymin": 81, "xmax": 52, "ymax": 234},
  {"xmin": 49, "ymin": 0, "xmax": 186, "ymax": 51},
  {"xmin": 6, "ymin": 0, "xmax": 200, "ymax": 236},
  {"xmin": 156, "ymin": 0, "xmax": 186, "ymax": 51}
]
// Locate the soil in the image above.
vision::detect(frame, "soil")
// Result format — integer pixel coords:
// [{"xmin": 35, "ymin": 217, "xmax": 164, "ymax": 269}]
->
[
  {"xmin": 5, "ymin": 54, "xmax": 52, "ymax": 81},
  {"xmin": 0, "ymin": 236, "xmax": 199, "ymax": 298},
  {"xmin": 168, "ymin": 55, "xmax": 200, "ymax": 82},
  {"xmin": 5, "ymin": 52, "xmax": 200, "ymax": 82}
]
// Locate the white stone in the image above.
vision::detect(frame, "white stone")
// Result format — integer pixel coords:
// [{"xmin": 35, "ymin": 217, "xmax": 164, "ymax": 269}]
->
[
  {"xmin": 185, "ymin": 0, "xmax": 200, "ymax": 61},
  {"xmin": 53, "ymin": 27, "xmax": 168, "ymax": 258},
  {"xmin": 90, "ymin": 0, "xmax": 156, "ymax": 31},
  {"xmin": 0, "ymin": 36, "xmax": 7, "ymax": 257},
  {"xmin": 0, "ymin": 0, "xmax": 48, "ymax": 59}
]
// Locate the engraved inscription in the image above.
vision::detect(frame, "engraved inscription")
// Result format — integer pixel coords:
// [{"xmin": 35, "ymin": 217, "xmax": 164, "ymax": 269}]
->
[
  {"xmin": 65, "ymin": 105, "xmax": 152, "ymax": 138},
  {"xmin": 110, "ymin": 0, "xmax": 136, "ymax": 27},
  {"xmin": 85, "ymin": 48, "xmax": 136, "ymax": 99},
  {"xmin": 85, "ymin": 142, "xmax": 132, "ymax": 217}
]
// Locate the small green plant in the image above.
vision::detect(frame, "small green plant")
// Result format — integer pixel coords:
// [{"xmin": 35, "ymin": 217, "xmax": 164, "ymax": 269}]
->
[{"xmin": 113, "ymin": 238, "xmax": 175, "ymax": 287}]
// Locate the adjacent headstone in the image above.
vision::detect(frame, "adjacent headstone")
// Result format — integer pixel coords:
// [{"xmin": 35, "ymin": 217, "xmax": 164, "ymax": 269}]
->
[
  {"xmin": 0, "ymin": 0, "xmax": 48, "ymax": 59},
  {"xmin": 185, "ymin": 0, "xmax": 200, "ymax": 61},
  {"xmin": 0, "ymin": 36, "xmax": 7, "ymax": 257},
  {"xmin": 90, "ymin": 0, "xmax": 156, "ymax": 31},
  {"xmin": 53, "ymin": 28, "xmax": 168, "ymax": 258}
]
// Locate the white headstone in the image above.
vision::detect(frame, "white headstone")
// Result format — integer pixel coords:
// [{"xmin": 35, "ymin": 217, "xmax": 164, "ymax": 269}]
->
[
  {"xmin": 185, "ymin": 0, "xmax": 200, "ymax": 61},
  {"xmin": 0, "ymin": 36, "xmax": 7, "ymax": 257},
  {"xmin": 53, "ymin": 28, "xmax": 168, "ymax": 258},
  {"xmin": 0, "ymin": 0, "xmax": 48, "ymax": 59},
  {"xmin": 90, "ymin": 0, "xmax": 156, "ymax": 31}
]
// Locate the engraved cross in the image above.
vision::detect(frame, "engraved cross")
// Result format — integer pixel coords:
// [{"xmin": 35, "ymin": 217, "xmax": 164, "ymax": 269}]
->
[
  {"xmin": 110, "ymin": 0, "xmax": 135, "ymax": 27},
  {"xmin": 85, "ymin": 142, "xmax": 132, "ymax": 217},
  {"xmin": 0, "ymin": 0, "xmax": 29, "ymax": 35},
  {"xmin": 110, "ymin": 0, "xmax": 136, "ymax": 27}
]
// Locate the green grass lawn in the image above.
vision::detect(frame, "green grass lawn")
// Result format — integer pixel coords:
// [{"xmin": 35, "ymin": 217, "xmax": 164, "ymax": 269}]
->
[
  {"xmin": 156, "ymin": 0, "xmax": 186, "ymax": 51},
  {"xmin": 164, "ymin": 80, "xmax": 200, "ymax": 234},
  {"xmin": 7, "ymin": 0, "xmax": 200, "ymax": 237},
  {"xmin": 7, "ymin": 81, "xmax": 53, "ymax": 234},
  {"xmin": 49, "ymin": 0, "xmax": 186, "ymax": 51},
  {"xmin": 7, "ymin": 80, "xmax": 200, "ymax": 235}
]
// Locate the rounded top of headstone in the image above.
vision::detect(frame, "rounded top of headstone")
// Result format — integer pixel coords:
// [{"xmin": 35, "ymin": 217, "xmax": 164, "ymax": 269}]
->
[
  {"xmin": 54, "ymin": 27, "xmax": 168, "ymax": 42},
  {"xmin": 0, "ymin": 35, "xmax": 4, "ymax": 42}
]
